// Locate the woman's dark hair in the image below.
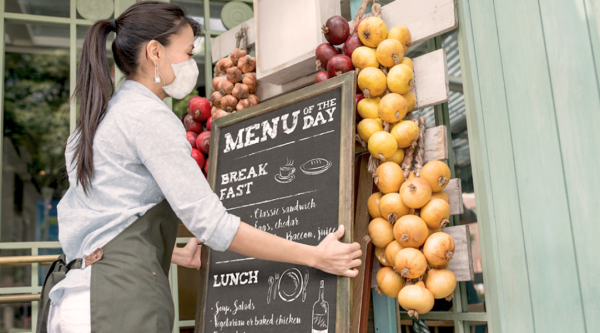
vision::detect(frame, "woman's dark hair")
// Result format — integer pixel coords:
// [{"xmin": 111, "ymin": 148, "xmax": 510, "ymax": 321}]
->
[{"xmin": 72, "ymin": 1, "xmax": 201, "ymax": 194}]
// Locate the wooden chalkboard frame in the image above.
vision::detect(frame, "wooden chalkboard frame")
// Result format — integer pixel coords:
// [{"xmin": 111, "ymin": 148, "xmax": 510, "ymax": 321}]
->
[{"xmin": 194, "ymin": 72, "xmax": 357, "ymax": 333}]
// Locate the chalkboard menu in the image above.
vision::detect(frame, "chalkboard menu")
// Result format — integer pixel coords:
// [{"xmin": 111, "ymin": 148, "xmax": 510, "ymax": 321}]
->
[{"xmin": 196, "ymin": 73, "xmax": 355, "ymax": 333}]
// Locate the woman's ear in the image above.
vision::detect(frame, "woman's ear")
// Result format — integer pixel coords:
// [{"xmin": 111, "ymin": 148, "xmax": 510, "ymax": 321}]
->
[{"xmin": 146, "ymin": 40, "xmax": 161, "ymax": 62}]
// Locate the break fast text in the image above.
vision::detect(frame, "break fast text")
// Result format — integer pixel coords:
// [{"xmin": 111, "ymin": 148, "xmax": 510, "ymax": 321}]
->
[
  {"xmin": 219, "ymin": 163, "xmax": 268, "ymax": 200},
  {"xmin": 222, "ymin": 98, "xmax": 337, "ymax": 153}
]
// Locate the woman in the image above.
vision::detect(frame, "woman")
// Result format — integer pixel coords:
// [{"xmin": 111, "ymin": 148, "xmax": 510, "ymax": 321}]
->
[{"xmin": 38, "ymin": 2, "xmax": 362, "ymax": 333}]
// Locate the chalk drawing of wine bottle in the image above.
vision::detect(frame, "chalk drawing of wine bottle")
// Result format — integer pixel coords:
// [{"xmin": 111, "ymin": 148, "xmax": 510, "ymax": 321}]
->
[{"xmin": 311, "ymin": 280, "xmax": 329, "ymax": 333}]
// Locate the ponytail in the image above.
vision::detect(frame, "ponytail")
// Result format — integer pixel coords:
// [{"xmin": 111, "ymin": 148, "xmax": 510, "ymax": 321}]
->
[
  {"xmin": 71, "ymin": 19, "xmax": 114, "ymax": 194},
  {"xmin": 70, "ymin": 1, "xmax": 201, "ymax": 194}
]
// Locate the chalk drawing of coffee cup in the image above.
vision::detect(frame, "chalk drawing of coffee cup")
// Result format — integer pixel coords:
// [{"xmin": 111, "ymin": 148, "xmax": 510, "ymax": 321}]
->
[{"xmin": 275, "ymin": 159, "xmax": 296, "ymax": 184}]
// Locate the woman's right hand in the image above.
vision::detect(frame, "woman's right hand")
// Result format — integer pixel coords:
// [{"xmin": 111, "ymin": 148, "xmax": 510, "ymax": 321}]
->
[{"xmin": 312, "ymin": 225, "xmax": 362, "ymax": 277}]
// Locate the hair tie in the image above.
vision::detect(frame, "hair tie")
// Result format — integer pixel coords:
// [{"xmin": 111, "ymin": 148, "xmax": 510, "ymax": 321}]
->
[{"xmin": 110, "ymin": 19, "xmax": 118, "ymax": 32}]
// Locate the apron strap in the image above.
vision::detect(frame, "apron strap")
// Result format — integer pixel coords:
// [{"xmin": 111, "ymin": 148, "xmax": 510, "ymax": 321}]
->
[{"xmin": 37, "ymin": 254, "xmax": 68, "ymax": 333}]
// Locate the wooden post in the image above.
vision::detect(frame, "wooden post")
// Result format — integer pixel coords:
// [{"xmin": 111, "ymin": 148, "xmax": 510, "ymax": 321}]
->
[{"xmin": 351, "ymin": 153, "xmax": 374, "ymax": 333}]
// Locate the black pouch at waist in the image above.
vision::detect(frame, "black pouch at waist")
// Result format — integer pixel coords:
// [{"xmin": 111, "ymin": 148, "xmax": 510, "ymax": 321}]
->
[{"xmin": 36, "ymin": 253, "xmax": 67, "ymax": 333}]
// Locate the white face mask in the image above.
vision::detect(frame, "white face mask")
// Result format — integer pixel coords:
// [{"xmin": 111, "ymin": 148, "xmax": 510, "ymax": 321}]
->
[{"xmin": 155, "ymin": 43, "xmax": 199, "ymax": 99}]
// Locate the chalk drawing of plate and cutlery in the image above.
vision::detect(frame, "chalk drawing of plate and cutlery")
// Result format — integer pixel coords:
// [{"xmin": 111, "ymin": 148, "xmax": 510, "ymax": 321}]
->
[
  {"xmin": 274, "ymin": 157, "xmax": 332, "ymax": 184},
  {"xmin": 267, "ymin": 268, "xmax": 310, "ymax": 304}
]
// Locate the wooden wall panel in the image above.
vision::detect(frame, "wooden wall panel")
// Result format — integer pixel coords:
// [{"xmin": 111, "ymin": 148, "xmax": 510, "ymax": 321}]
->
[
  {"xmin": 538, "ymin": 1, "xmax": 600, "ymax": 331},
  {"xmin": 459, "ymin": 0, "xmax": 594, "ymax": 331},
  {"xmin": 491, "ymin": 0, "xmax": 586, "ymax": 331},
  {"xmin": 462, "ymin": 0, "xmax": 535, "ymax": 331}
]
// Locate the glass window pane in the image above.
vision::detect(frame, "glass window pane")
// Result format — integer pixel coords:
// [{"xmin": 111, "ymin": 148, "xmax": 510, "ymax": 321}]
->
[
  {"xmin": 5, "ymin": 0, "xmax": 70, "ymax": 18},
  {"xmin": 172, "ymin": 0, "xmax": 232, "ymax": 32},
  {"xmin": 3, "ymin": 23, "xmax": 70, "ymax": 243},
  {"xmin": 5, "ymin": 23, "xmax": 70, "ymax": 52},
  {"xmin": 400, "ymin": 319, "xmax": 455, "ymax": 332},
  {"xmin": 0, "ymin": 301, "xmax": 34, "ymax": 331},
  {"xmin": 468, "ymin": 321, "xmax": 488, "ymax": 333},
  {"xmin": 0, "ymin": 249, "xmax": 32, "ymax": 287}
]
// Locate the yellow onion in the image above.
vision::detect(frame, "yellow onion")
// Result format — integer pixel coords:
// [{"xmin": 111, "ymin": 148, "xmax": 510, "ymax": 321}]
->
[
  {"xmin": 400, "ymin": 174, "xmax": 432, "ymax": 209},
  {"xmin": 357, "ymin": 97, "xmax": 381, "ymax": 119},
  {"xmin": 376, "ymin": 267, "xmax": 404, "ymax": 298},
  {"xmin": 402, "ymin": 91, "xmax": 416, "ymax": 111},
  {"xmin": 368, "ymin": 131, "xmax": 398, "ymax": 161},
  {"xmin": 379, "ymin": 193, "xmax": 410, "ymax": 224},
  {"xmin": 357, "ymin": 118, "xmax": 383, "ymax": 142},
  {"xmin": 420, "ymin": 199, "xmax": 451, "ymax": 229},
  {"xmin": 400, "ymin": 57, "xmax": 414, "ymax": 70},
  {"xmin": 378, "ymin": 93, "xmax": 407, "ymax": 123},
  {"xmin": 431, "ymin": 191, "xmax": 449, "ymax": 203},
  {"xmin": 425, "ymin": 269, "xmax": 457, "ymax": 299},
  {"xmin": 358, "ymin": 67, "xmax": 387, "ymax": 98},
  {"xmin": 387, "ymin": 25, "xmax": 412, "ymax": 52},
  {"xmin": 421, "ymin": 161, "xmax": 451, "ymax": 192},
  {"xmin": 385, "ymin": 149, "xmax": 405, "ymax": 164},
  {"xmin": 352, "ymin": 46, "xmax": 380, "ymax": 69},
  {"xmin": 368, "ymin": 192, "xmax": 384, "ymax": 218},
  {"xmin": 429, "ymin": 261, "xmax": 450, "ymax": 270},
  {"xmin": 374, "ymin": 162, "xmax": 404, "ymax": 194},
  {"xmin": 375, "ymin": 246, "xmax": 391, "ymax": 267},
  {"xmin": 376, "ymin": 39, "xmax": 404, "ymax": 67},
  {"xmin": 398, "ymin": 281, "xmax": 434, "ymax": 318},
  {"xmin": 358, "ymin": 17, "xmax": 388, "ymax": 48},
  {"xmin": 393, "ymin": 215, "xmax": 428, "ymax": 248},
  {"xmin": 423, "ymin": 232, "xmax": 455, "ymax": 267},
  {"xmin": 394, "ymin": 248, "xmax": 427, "ymax": 279},
  {"xmin": 368, "ymin": 217, "xmax": 394, "ymax": 248},
  {"xmin": 390, "ymin": 120, "xmax": 419, "ymax": 148},
  {"xmin": 385, "ymin": 240, "xmax": 404, "ymax": 267},
  {"xmin": 427, "ymin": 227, "xmax": 441, "ymax": 237},
  {"xmin": 387, "ymin": 64, "xmax": 414, "ymax": 95}
]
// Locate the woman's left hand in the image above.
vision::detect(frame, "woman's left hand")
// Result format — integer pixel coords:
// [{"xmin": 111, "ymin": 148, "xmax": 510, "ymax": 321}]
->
[{"xmin": 171, "ymin": 238, "xmax": 202, "ymax": 269}]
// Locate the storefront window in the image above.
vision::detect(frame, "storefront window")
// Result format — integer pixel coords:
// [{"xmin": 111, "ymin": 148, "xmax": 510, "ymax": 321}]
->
[
  {"xmin": 172, "ymin": 0, "xmax": 228, "ymax": 31},
  {"xmin": 5, "ymin": 0, "xmax": 70, "ymax": 18},
  {"xmin": 2, "ymin": 22, "xmax": 71, "ymax": 244}
]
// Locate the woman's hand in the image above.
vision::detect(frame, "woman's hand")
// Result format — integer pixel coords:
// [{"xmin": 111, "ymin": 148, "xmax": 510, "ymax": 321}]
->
[
  {"xmin": 312, "ymin": 225, "xmax": 362, "ymax": 277},
  {"xmin": 171, "ymin": 238, "xmax": 202, "ymax": 269},
  {"xmin": 228, "ymin": 222, "xmax": 362, "ymax": 277}
]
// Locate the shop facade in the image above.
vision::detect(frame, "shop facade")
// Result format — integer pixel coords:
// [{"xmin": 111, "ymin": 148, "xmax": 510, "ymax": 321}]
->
[{"xmin": 0, "ymin": 0, "xmax": 597, "ymax": 333}]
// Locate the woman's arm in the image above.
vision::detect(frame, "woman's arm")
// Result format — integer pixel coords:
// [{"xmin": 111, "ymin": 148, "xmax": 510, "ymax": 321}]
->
[
  {"xmin": 171, "ymin": 238, "xmax": 202, "ymax": 269},
  {"xmin": 228, "ymin": 222, "xmax": 362, "ymax": 277},
  {"xmin": 172, "ymin": 223, "xmax": 362, "ymax": 277}
]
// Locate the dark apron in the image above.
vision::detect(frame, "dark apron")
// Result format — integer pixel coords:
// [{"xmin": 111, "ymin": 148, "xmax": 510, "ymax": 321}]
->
[{"xmin": 37, "ymin": 200, "xmax": 179, "ymax": 333}]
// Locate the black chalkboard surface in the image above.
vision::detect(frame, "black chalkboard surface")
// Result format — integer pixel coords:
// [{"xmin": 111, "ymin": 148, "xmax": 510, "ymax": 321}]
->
[{"xmin": 196, "ymin": 73, "xmax": 355, "ymax": 333}]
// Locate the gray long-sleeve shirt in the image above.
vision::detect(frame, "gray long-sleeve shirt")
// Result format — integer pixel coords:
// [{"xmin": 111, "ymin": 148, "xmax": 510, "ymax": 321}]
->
[{"xmin": 51, "ymin": 80, "xmax": 240, "ymax": 303}]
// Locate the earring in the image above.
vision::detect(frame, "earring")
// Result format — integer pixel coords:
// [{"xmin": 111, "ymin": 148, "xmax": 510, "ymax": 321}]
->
[{"xmin": 154, "ymin": 63, "xmax": 160, "ymax": 84}]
